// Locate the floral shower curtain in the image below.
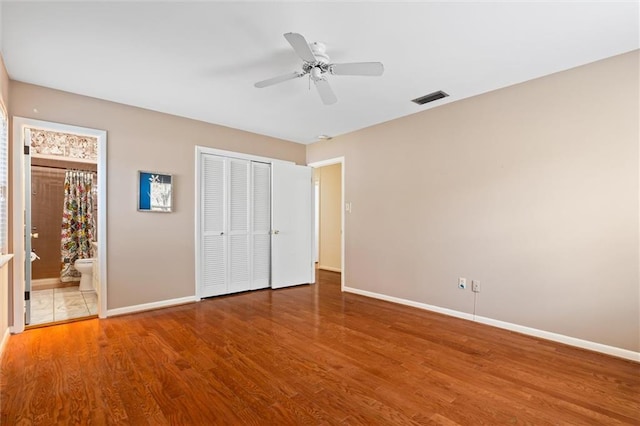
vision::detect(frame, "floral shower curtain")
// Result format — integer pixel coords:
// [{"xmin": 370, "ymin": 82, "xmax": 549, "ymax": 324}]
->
[{"xmin": 60, "ymin": 170, "xmax": 96, "ymax": 282}]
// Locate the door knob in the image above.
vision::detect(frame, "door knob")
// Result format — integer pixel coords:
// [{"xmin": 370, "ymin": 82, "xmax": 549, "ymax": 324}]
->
[{"xmin": 273, "ymin": 230, "xmax": 279, "ymax": 235}]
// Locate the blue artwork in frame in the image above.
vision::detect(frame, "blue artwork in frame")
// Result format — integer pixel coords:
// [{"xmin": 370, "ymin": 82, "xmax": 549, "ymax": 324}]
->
[{"xmin": 138, "ymin": 171, "xmax": 173, "ymax": 212}]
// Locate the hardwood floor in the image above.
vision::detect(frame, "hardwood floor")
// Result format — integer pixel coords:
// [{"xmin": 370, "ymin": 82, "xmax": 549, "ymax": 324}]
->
[{"xmin": 2, "ymin": 270, "xmax": 638, "ymax": 425}]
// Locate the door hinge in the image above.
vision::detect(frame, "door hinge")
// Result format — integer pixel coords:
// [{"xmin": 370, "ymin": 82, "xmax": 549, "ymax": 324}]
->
[
  {"xmin": 24, "ymin": 145, "xmax": 30, "ymax": 155},
  {"xmin": 24, "ymin": 291, "xmax": 30, "ymax": 301}
]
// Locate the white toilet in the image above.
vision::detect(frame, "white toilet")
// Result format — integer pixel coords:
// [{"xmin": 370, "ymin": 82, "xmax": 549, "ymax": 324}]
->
[{"xmin": 74, "ymin": 258, "xmax": 95, "ymax": 292}]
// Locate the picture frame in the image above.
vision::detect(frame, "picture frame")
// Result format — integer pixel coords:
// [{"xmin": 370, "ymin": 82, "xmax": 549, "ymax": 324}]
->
[{"xmin": 137, "ymin": 171, "xmax": 173, "ymax": 212}]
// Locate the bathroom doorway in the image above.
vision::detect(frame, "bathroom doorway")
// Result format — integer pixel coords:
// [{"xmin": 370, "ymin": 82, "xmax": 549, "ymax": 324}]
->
[
  {"xmin": 12, "ymin": 118, "xmax": 107, "ymax": 333},
  {"xmin": 29, "ymin": 156, "xmax": 98, "ymax": 325}
]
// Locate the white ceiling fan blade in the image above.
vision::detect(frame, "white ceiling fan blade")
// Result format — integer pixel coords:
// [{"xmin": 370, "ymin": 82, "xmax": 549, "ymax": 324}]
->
[
  {"xmin": 314, "ymin": 78, "xmax": 337, "ymax": 105},
  {"xmin": 330, "ymin": 62, "xmax": 384, "ymax": 76},
  {"xmin": 284, "ymin": 32, "xmax": 317, "ymax": 63},
  {"xmin": 254, "ymin": 71, "xmax": 304, "ymax": 88}
]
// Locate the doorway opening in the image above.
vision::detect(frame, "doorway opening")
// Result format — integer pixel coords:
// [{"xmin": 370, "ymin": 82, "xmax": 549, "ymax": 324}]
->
[
  {"xmin": 12, "ymin": 118, "xmax": 107, "ymax": 332},
  {"xmin": 309, "ymin": 157, "xmax": 345, "ymax": 290},
  {"xmin": 29, "ymin": 156, "xmax": 98, "ymax": 325}
]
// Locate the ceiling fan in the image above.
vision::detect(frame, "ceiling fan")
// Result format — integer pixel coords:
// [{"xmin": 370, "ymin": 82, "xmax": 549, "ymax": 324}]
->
[{"xmin": 254, "ymin": 32, "xmax": 384, "ymax": 105}]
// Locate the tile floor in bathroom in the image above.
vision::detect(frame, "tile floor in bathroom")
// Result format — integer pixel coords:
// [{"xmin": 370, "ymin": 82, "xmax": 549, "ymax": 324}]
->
[{"xmin": 29, "ymin": 286, "xmax": 98, "ymax": 325}]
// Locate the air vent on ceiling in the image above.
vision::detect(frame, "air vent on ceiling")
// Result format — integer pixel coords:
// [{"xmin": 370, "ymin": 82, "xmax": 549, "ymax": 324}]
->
[{"xmin": 411, "ymin": 90, "xmax": 449, "ymax": 105}]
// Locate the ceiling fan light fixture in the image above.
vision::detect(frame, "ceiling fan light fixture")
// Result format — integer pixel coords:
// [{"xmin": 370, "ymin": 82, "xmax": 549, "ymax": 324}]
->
[{"xmin": 310, "ymin": 67, "xmax": 323, "ymax": 80}]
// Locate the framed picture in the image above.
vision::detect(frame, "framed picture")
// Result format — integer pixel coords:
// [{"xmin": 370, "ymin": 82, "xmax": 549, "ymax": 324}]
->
[{"xmin": 138, "ymin": 171, "xmax": 173, "ymax": 212}]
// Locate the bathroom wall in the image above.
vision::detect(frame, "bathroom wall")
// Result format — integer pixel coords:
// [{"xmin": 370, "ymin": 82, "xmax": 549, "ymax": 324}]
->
[
  {"xmin": 9, "ymin": 81, "xmax": 306, "ymax": 310},
  {"xmin": 30, "ymin": 129, "xmax": 97, "ymax": 161},
  {"xmin": 0, "ymin": 55, "xmax": 7, "ymax": 110}
]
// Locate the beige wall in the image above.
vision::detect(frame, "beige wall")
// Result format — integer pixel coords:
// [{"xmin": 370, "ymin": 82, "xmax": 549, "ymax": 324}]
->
[
  {"xmin": 317, "ymin": 163, "xmax": 342, "ymax": 271},
  {"xmin": 9, "ymin": 82, "xmax": 305, "ymax": 310},
  {"xmin": 0, "ymin": 56, "xmax": 7, "ymax": 110},
  {"xmin": 0, "ymin": 54, "xmax": 9, "ymax": 353},
  {"xmin": 307, "ymin": 50, "xmax": 640, "ymax": 352}
]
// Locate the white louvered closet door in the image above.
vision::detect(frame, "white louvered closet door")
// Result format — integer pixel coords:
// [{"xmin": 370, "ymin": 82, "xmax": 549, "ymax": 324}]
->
[
  {"xmin": 198, "ymin": 149, "xmax": 314, "ymax": 298},
  {"xmin": 201, "ymin": 154, "xmax": 227, "ymax": 297},
  {"xmin": 227, "ymin": 159, "xmax": 251, "ymax": 294},
  {"xmin": 251, "ymin": 162, "xmax": 271, "ymax": 290}
]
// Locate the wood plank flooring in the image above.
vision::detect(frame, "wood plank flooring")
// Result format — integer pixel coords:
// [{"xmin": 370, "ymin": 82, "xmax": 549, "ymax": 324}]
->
[{"xmin": 1, "ymin": 270, "xmax": 638, "ymax": 425}]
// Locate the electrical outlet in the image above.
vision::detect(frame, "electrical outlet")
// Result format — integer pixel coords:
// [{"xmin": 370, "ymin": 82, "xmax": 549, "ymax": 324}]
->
[
  {"xmin": 458, "ymin": 277, "xmax": 467, "ymax": 290},
  {"xmin": 472, "ymin": 280, "xmax": 480, "ymax": 293}
]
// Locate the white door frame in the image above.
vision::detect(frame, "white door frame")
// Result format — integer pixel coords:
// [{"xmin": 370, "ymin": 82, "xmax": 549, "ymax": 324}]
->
[
  {"xmin": 308, "ymin": 157, "xmax": 345, "ymax": 291},
  {"xmin": 12, "ymin": 117, "xmax": 108, "ymax": 333}
]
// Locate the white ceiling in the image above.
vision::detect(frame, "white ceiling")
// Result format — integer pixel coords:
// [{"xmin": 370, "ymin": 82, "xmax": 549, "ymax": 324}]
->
[{"xmin": 1, "ymin": 1, "xmax": 638, "ymax": 144}]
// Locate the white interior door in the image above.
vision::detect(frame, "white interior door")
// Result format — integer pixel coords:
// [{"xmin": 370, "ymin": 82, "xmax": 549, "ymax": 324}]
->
[
  {"xmin": 227, "ymin": 159, "xmax": 250, "ymax": 294},
  {"xmin": 24, "ymin": 128, "xmax": 32, "ymax": 324},
  {"xmin": 271, "ymin": 162, "xmax": 314, "ymax": 289},
  {"xmin": 200, "ymin": 154, "xmax": 227, "ymax": 298},
  {"xmin": 251, "ymin": 162, "xmax": 271, "ymax": 290}
]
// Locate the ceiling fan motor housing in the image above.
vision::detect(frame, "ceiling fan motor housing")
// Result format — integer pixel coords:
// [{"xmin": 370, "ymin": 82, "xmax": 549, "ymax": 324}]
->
[{"xmin": 310, "ymin": 42, "xmax": 330, "ymax": 64}]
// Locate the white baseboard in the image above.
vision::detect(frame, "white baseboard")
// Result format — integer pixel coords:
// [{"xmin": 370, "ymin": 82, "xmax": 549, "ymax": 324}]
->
[
  {"xmin": 343, "ymin": 286, "xmax": 640, "ymax": 362},
  {"xmin": 32, "ymin": 278, "xmax": 60, "ymax": 286},
  {"xmin": 345, "ymin": 286, "xmax": 475, "ymax": 321},
  {"xmin": 106, "ymin": 296, "xmax": 197, "ymax": 317},
  {"xmin": 0, "ymin": 327, "xmax": 10, "ymax": 361},
  {"xmin": 473, "ymin": 315, "xmax": 640, "ymax": 362},
  {"xmin": 318, "ymin": 265, "xmax": 342, "ymax": 273}
]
